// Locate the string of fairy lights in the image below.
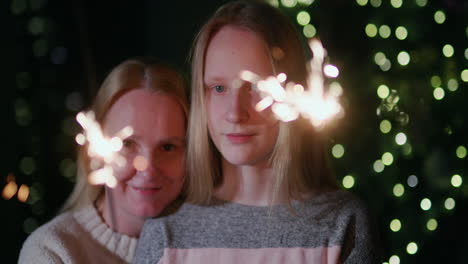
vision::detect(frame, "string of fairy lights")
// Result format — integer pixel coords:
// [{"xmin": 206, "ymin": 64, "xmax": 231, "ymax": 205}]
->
[{"xmin": 272, "ymin": 0, "xmax": 467, "ymax": 263}]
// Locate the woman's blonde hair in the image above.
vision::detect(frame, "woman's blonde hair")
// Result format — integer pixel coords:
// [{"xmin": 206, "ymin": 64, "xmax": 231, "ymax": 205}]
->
[
  {"xmin": 187, "ymin": 0, "xmax": 339, "ymax": 205},
  {"xmin": 61, "ymin": 58, "xmax": 188, "ymax": 212}
]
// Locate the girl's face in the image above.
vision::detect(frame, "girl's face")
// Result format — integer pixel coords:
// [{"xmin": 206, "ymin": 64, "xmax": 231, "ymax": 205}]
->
[
  {"xmin": 204, "ymin": 25, "xmax": 279, "ymax": 167},
  {"xmin": 103, "ymin": 89, "xmax": 186, "ymax": 219}
]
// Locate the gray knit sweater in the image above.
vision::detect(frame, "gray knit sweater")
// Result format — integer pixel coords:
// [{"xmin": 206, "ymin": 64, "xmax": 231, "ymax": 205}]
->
[{"xmin": 134, "ymin": 190, "xmax": 380, "ymax": 264}]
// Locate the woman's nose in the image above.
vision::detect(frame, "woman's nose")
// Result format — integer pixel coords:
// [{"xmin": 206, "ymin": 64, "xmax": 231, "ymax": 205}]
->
[{"xmin": 133, "ymin": 155, "xmax": 157, "ymax": 178}]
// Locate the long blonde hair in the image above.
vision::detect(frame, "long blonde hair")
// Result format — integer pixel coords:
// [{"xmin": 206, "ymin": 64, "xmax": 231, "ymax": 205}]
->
[
  {"xmin": 61, "ymin": 59, "xmax": 188, "ymax": 212},
  {"xmin": 187, "ymin": 0, "xmax": 339, "ymax": 205}
]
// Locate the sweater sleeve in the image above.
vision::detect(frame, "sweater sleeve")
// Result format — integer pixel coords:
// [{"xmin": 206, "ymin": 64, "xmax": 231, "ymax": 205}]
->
[
  {"xmin": 133, "ymin": 219, "xmax": 164, "ymax": 264},
  {"xmin": 341, "ymin": 198, "xmax": 382, "ymax": 264},
  {"xmin": 18, "ymin": 230, "xmax": 65, "ymax": 264}
]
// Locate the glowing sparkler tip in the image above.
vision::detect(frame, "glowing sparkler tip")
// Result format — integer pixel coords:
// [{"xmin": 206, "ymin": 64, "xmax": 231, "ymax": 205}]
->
[
  {"xmin": 75, "ymin": 133, "xmax": 86, "ymax": 145},
  {"xmin": 277, "ymin": 73, "xmax": 287, "ymax": 83},
  {"xmin": 324, "ymin": 64, "xmax": 340, "ymax": 78}
]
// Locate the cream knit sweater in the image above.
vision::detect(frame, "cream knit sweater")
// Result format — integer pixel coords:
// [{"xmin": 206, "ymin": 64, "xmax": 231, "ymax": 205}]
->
[{"xmin": 18, "ymin": 204, "xmax": 138, "ymax": 263}]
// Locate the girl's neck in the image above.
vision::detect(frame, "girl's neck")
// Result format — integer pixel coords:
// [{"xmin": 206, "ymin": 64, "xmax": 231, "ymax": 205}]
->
[
  {"xmin": 97, "ymin": 193, "xmax": 144, "ymax": 238},
  {"xmin": 214, "ymin": 159, "xmax": 286, "ymax": 206}
]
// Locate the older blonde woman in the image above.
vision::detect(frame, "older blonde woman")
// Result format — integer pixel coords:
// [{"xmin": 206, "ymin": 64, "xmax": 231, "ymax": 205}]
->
[{"xmin": 19, "ymin": 59, "xmax": 188, "ymax": 263}]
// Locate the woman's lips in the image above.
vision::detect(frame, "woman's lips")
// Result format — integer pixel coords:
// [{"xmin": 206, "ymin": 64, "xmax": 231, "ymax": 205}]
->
[
  {"xmin": 131, "ymin": 186, "xmax": 161, "ymax": 195},
  {"xmin": 226, "ymin": 133, "xmax": 255, "ymax": 144}
]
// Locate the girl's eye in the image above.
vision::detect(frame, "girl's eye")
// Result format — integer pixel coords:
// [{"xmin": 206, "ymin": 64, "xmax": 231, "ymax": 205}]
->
[
  {"xmin": 162, "ymin": 144, "xmax": 175, "ymax": 152},
  {"xmin": 214, "ymin": 85, "xmax": 225, "ymax": 93}
]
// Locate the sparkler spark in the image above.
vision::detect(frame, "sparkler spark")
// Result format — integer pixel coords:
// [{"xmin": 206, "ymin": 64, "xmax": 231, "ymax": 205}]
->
[
  {"xmin": 240, "ymin": 39, "xmax": 343, "ymax": 128},
  {"xmin": 75, "ymin": 111, "xmax": 133, "ymax": 188}
]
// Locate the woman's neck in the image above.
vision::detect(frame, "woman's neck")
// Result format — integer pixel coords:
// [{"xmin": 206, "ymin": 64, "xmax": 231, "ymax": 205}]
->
[
  {"xmin": 97, "ymin": 193, "xmax": 144, "ymax": 238},
  {"xmin": 214, "ymin": 159, "xmax": 286, "ymax": 206}
]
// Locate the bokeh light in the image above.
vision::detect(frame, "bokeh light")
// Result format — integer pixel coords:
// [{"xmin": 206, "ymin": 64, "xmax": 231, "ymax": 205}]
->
[
  {"xmin": 420, "ymin": 198, "xmax": 432, "ymax": 211},
  {"xmin": 356, "ymin": 0, "xmax": 368, "ymax": 6},
  {"xmin": 433, "ymin": 87, "xmax": 445, "ymax": 100},
  {"xmin": 281, "ymin": 0, "xmax": 297, "ymax": 8},
  {"xmin": 389, "ymin": 255, "xmax": 400, "ymax": 264},
  {"xmin": 20, "ymin": 157, "xmax": 36, "ymax": 175},
  {"xmin": 444, "ymin": 197, "xmax": 455, "ymax": 210},
  {"xmin": 377, "ymin": 84, "xmax": 390, "ymax": 98},
  {"xmin": 324, "ymin": 64, "xmax": 339, "ymax": 78},
  {"xmin": 393, "ymin": 183, "xmax": 405, "ymax": 197},
  {"xmin": 407, "ymin": 175, "xmax": 418, "ymax": 187},
  {"xmin": 442, "ymin": 44, "xmax": 454, "ymax": 58},
  {"xmin": 430, "ymin": 75, "xmax": 442, "ymax": 88},
  {"xmin": 456, "ymin": 145, "xmax": 467, "ymax": 159},
  {"xmin": 297, "ymin": 11, "xmax": 311, "ymax": 26},
  {"xmin": 2, "ymin": 181, "xmax": 18, "ymax": 200},
  {"xmin": 390, "ymin": 219, "xmax": 401, "ymax": 232},
  {"xmin": 380, "ymin": 120, "xmax": 392, "ymax": 134},
  {"xmin": 407, "ymin": 242, "xmax": 418, "ymax": 255},
  {"xmin": 451, "ymin": 174, "xmax": 462, "ymax": 187},
  {"xmin": 390, "ymin": 0, "xmax": 402, "ymax": 8},
  {"xmin": 332, "ymin": 144, "xmax": 345, "ymax": 158},
  {"xmin": 382, "ymin": 152, "xmax": 394, "ymax": 166},
  {"xmin": 415, "ymin": 0, "xmax": 427, "ymax": 7},
  {"xmin": 379, "ymin": 25, "xmax": 391, "ymax": 38},
  {"xmin": 395, "ymin": 132, "xmax": 407, "ymax": 145},
  {"xmin": 17, "ymin": 184, "xmax": 30, "ymax": 202},
  {"xmin": 374, "ymin": 52, "xmax": 387, "ymax": 66},
  {"xmin": 370, "ymin": 0, "xmax": 382, "ymax": 7},
  {"xmin": 397, "ymin": 51, "xmax": 410, "ymax": 66},
  {"xmin": 434, "ymin": 10, "xmax": 446, "ymax": 24},
  {"xmin": 447, "ymin": 78, "xmax": 458, "ymax": 92},
  {"xmin": 303, "ymin": 24, "xmax": 316, "ymax": 38},
  {"xmin": 461, "ymin": 69, "xmax": 468, "ymax": 82},
  {"xmin": 342, "ymin": 175, "xmax": 355, "ymax": 189},
  {"xmin": 373, "ymin": 160, "xmax": 385, "ymax": 173},
  {"xmin": 427, "ymin": 218, "xmax": 438, "ymax": 231},
  {"xmin": 365, "ymin": 24, "xmax": 378, "ymax": 37},
  {"xmin": 395, "ymin": 26, "xmax": 408, "ymax": 40}
]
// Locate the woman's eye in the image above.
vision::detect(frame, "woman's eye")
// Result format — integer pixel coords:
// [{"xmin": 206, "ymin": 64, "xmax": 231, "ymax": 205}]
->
[{"xmin": 214, "ymin": 85, "xmax": 225, "ymax": 93}]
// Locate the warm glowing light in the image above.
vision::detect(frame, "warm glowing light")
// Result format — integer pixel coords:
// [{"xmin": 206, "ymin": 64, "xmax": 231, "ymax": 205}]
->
[
  {"xmin": 332, "ymin": 144, "xmax": 345, "ymax": 158},
  {"xmin": 407, "ymin": 175, "xmax": 418, "ymax": 187},
  {"xmin": 380, "ymin": 120, "xmax": 392, "ymax": 134},
  {"xmin": 373, "ymin": 160, "xmax": 385, "ymax": 173},
  {"xmin": 342, "ymin": 175, "xmax": 355, "ymax": 189},
  {"xmin": 407, "ymin": 242, "xmax": 418, "ymax": 255},
  {"xmin": 382, "ymin": 152, "xmax": 394, "ymax": 166},
  {"xmin": 303, "ymin": 24, "xmax": 317, "ymax": 38},
  {"xmin": 395, "ymin": 132, "xmax": 407, "ymax": 145},
  {"xmin": 133, "ymin": 156, "xmax": 148, "ymax": 171},
  {"xmin": 75, "ymin": 133, "xmax": 86, "ymax": 145},
  {"xmin": 76, "ymin": 111, "xmax": 133, "ymax": 188},
  {"xmin": 420, "ymin": 198, "xmax": 431, "ymax": 211},
  {"xmin": 393, "ymin": 183, "xmax": 404, "ymax": 197},
  {"xmin": 444, "ymin": 197, "xmax": 455, "ymax": 210},
  {"xmin": 389, "ymin": 255, "xmax": 400, "ymax": 264},
  {"xmin": 427, "ymin": 218, "xmax": 437, "ymax": 231},
  {"xmin": 324, "ymin": 65, "xmax": 339, "ymax": 78},
  {"xmin": 397, "ymin": 51, "xmax": 410, "ymax": 66},
  {"xmin": 329, "ymin": 82, "xmax": 343, "ymax": 97},
  {"xmin": 365, "ymin": 24, "xmax": 378, "ymax": 37},
  {"xmin": 17, "ymin": 184, "xmax": 30, "ymax": 202},
  {"xmin": 240, "ymin": 39, "xmax": 343, "ymax": 129},
  {"xmin": 297, "ymin": 11, "xmax": 311, "ymax": 26},
  {"xmin": 434, "ymin": 10, "xmax": 446, "ymax": 24},
  {"xmin": 442, "ymin": 44, "xmax": 454, "ymax": 57},
  {"xmin": 451, "ymin": 174, "xmax": 462, "ymax": 187},
  {"xmin": 433, "ymin": 88, "xmax": 445, "ymax": 100},
  {"xmin": 390, "ymin": 219, "xmax": 401, "ymax": 232},
  {"xmin": 2, "ymin": 181, "xmax": 18, "ymax": 200},
  {"xmin": 379, "ymin": 25, "xmax": 391, "ymax": 38},
  {"xmin": 456, "ymin": 145, "xmax": 467, "ymax": 158},
  {"xmin": 395, "ymin": 26, "xmax": 408, "ymax": 40}
]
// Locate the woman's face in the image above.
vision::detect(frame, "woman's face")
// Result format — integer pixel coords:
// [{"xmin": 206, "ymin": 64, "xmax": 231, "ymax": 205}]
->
[
  {"xmin": 103, "ymin": 89, "xmax": 186, "ymax": 218},
  {"xmin": 204, "ymin": 25, "xmax": 279, "ymax": 167}
]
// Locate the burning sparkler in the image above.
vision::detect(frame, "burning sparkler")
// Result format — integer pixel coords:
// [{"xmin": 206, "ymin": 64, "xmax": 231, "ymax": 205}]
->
[
  {"xmin": 75, "ymin": 111, "xmax": 133, "ymax": 188},
  {"xmin": 241, "ymin": 38, "xmax": 343, "ymax": 128}
]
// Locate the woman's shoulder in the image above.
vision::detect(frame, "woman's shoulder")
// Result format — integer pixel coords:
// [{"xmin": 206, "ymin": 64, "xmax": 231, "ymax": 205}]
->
[{"xmin": 18, "ymin": 210, "xmax": 83, "ymax": 263}]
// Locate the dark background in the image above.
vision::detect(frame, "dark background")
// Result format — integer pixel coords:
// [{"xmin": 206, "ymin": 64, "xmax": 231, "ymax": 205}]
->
[{"xmin": 2, "ymin": 0, "xmax": 467, "ymax": 263}]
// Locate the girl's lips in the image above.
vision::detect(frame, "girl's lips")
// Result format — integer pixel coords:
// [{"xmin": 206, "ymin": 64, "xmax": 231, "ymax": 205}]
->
[{"xmin": 226, "ymin": 133, "xmax": 255, "ymax": 144}]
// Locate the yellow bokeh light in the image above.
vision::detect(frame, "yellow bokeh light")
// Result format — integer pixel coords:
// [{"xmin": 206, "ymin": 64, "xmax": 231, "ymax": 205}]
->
[
  {"xmin": 17, "ymin": 184, "xmax": 30, "ymax": 202},
  {"xmin": 374, "ymin": 52, "xmax": 386, "ymax": 65},
  {"xmin": 379, "ymin": 25, "xmax": 391, "ymax": 38},
  {"xmin": 342, "ymin": 175, "xmax": 355, "ymax": 189},
  {"xmin": 365, "ymin": 24, "xmax": 378, "ymax": 37},
  {"xmin": 380, "ymin": 59, "xmax": 391, "ymax": 71},
  {"xmin": 430, "ymin": 75, "xmax": 442, "ymax": 88},
  {"xmin": 332, "ymin": 144, "xmax": 345, "ymax": 159},
  {"xmin": 268, "ymin": 0, "xmax": 280, "ymax": 7},
  {"xmin": 380, "ymin": 120, "xmax": 392, "ymax": 134},
  {"xmin": 444, "ymin": 197, "xmax": 455, "ymax": 210},
  {"xmin": 416, "ymin": 0, "xmax": 427, "ymax": 7},
  {"xmin": 297, "ymin": 0, "xmax": 314, "ymax": 5},
  {"xmin": 397, "ymin": 51, "xmax": 410, "ymax": 66},
  {"xmin": 377, "ymin": 84, "xmax": 390, "ymax": 98},
  {"xmin": 370, "ymin": 0, "xmax": 382, "ymax": 7},
  {"xmin": 356, "ymin": 0, "xmax": 368, "ymax": 6},
  {"xmin": 434, "ymin": 10, "xmax": 446, "ymax": 24},
  {"xmin": 465, "ymin": 48, "xmax": 468, "ymax": 60},
  {"xmin": 442, "ymin": 44, "xmax": 454, "ymax": 57},
  {"xmin": 390, "ymin": 0, "xmax": 402, "ymax": 8},
  {"xmin": 433, "ymin": 87, "xmax": 445, "ymax": 100},
  {"xmin": 373, "ymin": 160, "xmax": 385, "ymax": 173},
  {"xmin": 297, "ymin": 11, "xmax": 311, "ymax": 26},
  {"xmin": 461, "ymin": 69, "xmax": 468, "ymax": 82},
  {"xmin": 281, "ymin": 0, "xmax": 297, "ymax": 8},
  {"xmin": 303, "ymin": 24, "xmax": 317, "ymax": 38},
  {"xmin": 393, "ymin": 183, "xmax": 404, "ymax": 197},
  {"xmin": 456, "ymin": 145, "xmax": 467, "ymax": 158},
  {"xmin": 389, "ymin": 255, "xmax": 400, "ymax": 264},
  {"xmin": 2, "ymin": 181, "xmax": 18, "ymax": 200},
  {"xmin": 382, "ymin": 152, "xmax": 394, "ymax": 166},
  {"xmin": 427, "ymin": 218, "xmax": 437, "ymax": 231},
  {"xmin": 402, "ymin": 143, "xmax": 412, "ymax": 156},
  {"xmin": 451, "ymin": 174, "xmax": 462, "ymax": 187},
  {"xmin": 390, "ymin": 219, "xmax": 401, "ymax": 232},
  {"xmin": 420, "ymin": 198, "xmax": 432, "ymax": 211},
  {"xmin": 407, "ymin": 242, "xmax": 418, "ymax": 255},
  {"xmin": 395, "ymin": 132, "xmax": 407, "ymax": 145},
  {"xmin": 447, "ymin": 78, "xmax": 458, "ymax": 92},
  {"xmin": 395, "ymin": 26, "xmax": 408, "ymax": 40}
]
